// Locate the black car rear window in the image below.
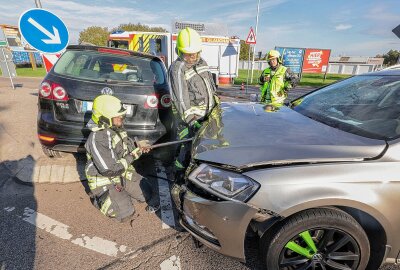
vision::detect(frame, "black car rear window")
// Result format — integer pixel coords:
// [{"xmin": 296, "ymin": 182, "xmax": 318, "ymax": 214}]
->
[{"xmin": 53, "ymin": 50, "xmax": 165, "ymax": 85}]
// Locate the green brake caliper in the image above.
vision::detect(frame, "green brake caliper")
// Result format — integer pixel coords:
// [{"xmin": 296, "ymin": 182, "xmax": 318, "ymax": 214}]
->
[{"xmin": 285, "ymin": 231, "xmax": 318, "ymax": 259}]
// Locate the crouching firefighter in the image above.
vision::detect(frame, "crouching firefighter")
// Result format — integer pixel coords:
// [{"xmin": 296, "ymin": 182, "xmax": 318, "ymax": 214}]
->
[{"xmin": 85, "ymin": 94, "xmax": 159, "ymax": 222}]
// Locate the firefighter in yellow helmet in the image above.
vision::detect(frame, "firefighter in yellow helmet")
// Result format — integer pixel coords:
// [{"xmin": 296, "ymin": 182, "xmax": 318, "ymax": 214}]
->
[
  {"xmin": 259, "ymin": 49, "xmax": 298, "ymax": 107},
  {"xmin": 168, "ymin": 27, "xmax": 220, "ymax": 183},
  {"xmin": 85, "ymin": 95, "xmax": 159, "ymax": 222}
]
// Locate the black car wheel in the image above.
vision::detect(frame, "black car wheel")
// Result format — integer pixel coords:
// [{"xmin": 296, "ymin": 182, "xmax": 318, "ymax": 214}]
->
[
  {"xmin": 262, "ymin": 208, "xmax": 370, "ymax": 270},
  {"xmin": 42, "ymin": 146, "xmax": 66, "ymax": 158}
]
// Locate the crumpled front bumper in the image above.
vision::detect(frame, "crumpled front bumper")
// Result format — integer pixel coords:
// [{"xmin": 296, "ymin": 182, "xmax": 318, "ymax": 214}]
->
[{"xmin": 172, "ymin": 184, "xmax": 271, "ymax": 261}]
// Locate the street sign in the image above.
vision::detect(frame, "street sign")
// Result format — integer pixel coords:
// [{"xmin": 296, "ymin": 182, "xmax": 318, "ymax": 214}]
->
[
  {"xmin": 245, "ymin": 27, "xmax": 256, "ymax": 44},
  {"xmin": 302, "ymin": 49, "xmax": 331, "ymax": 73},
  {"xmin": 275, "ymin": 47, "xmax": 305, "ymax": 74},
  {"xmin": 0, "ymin": 48, "xmax": 16, "ymax": 78},
  {"xmin": 0, "ymin": 30, "xmax": 6, "ymax": 47},
  {"xmin": 19, "ymin": 9, "xmax": 69, "ymax": 53},
  {"xmin": 393, "ymin": 24, "xmax": 400, "ymax": 39},
  {"xmin": 42, "ymin": 53, "xmax": 61, "ymax": 72}
]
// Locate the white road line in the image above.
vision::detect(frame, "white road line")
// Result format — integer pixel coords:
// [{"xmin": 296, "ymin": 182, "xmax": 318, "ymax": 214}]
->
[
  {"xmin": 160, "ymin": 255, "xmax": 181, "ymax": 270},
  {"xmin": 3, "ymin": 206, "xmax": 129, "ymax": 257},
  {"xmin": 156, "ymin": 160, "xmax": 176, "ymax": 229}
]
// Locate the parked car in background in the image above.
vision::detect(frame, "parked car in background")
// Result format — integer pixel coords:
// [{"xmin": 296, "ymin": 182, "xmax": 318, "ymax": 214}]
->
[
  {"xmin": 37, "ymin": 45, "xmax": 173, "ymax": 157},
  {"xmin": 172, "ymin": 69, "xmax": 400, "ymax": 269}
]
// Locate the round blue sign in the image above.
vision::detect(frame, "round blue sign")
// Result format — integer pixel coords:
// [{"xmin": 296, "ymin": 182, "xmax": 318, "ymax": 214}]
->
[{"xmin": 19, "ymin": 9, "xmax": 69, "ymax": 53}]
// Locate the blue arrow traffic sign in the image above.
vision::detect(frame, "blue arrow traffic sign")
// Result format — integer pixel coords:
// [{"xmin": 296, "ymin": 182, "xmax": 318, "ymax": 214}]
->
[{"xmin": 19, "ymin": 9, "xmax": 69, "ymax": 53}]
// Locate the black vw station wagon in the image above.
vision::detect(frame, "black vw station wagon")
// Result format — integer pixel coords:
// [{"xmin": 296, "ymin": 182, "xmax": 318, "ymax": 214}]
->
[{"xmin": 37, "ymin": 45, "xmax": 173, "ymax": 157}]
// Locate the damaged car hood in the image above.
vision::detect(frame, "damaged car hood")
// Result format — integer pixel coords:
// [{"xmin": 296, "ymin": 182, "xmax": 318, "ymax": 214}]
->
[{"xmin": 192, "ymin": 103, "xmax": 387, "ymax": 169}]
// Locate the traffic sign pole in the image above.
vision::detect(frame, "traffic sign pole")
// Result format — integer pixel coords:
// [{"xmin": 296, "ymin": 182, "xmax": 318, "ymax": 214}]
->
[
  {"xmin": 251, "ymin": 0, "xmax": 261, "ymax": 84},
  {"xmin": 34, "ymin": 0, "xmax": 42, "ymax": 8},
  {"xmin": 1, "ymin": 48, "xmax": 15, "ymax": 90},
  {"xmin": 246, "ymin": 45, "xmax": 251, "ymax": 94},
  {"xmin": 245, "ymin": 27, "xmax": 257, "ymax": 93}
]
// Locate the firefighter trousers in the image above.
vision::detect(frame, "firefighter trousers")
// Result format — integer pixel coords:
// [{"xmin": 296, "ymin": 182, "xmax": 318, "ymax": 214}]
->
[{"xmin": 91, "ymin": 173, "xmax": 154, "ymax": 222}]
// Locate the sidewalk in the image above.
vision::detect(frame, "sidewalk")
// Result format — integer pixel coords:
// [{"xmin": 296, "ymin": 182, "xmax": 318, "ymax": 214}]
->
[{"xmin": 0, "ymin": 77, "xmax": 85, "ymax": 185}]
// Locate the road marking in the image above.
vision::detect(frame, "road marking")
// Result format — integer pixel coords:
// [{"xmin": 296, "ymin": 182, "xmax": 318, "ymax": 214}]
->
[
  {"xmin": 160, "ymin": 255, "xmax": 181, "ymax": 270},
  {"xmin": 3, "ymin": 206, "xmax": 129, "ymax": 257},
  {"xmin": 156, "ymin": 161, "xmax": 176, "ymax": 229}
]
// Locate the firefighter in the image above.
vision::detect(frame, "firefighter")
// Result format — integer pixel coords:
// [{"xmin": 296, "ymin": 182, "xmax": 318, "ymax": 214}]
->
[
  {"xmin": 85, "ymin": 94, "xmax": 159, "ymax": 222},
  {"xmin": 259, "ymin": 49, "xmax": 298, "ymax": 107},
  {"xmin": 168, "ymin": 27, "xmax": 220, "ymax": 182}
]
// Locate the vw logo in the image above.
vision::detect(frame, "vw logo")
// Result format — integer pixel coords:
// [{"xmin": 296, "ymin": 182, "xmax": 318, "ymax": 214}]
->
[
  {"xmin": 312, "ymin": 253, "xmax": 324, "ymax": 262},
  {"xmin": 101, "ymin": 87, "xmax": 113, "ymax": 95}
]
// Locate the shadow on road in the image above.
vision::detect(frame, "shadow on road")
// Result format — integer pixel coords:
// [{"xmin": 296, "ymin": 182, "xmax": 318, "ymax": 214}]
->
[{"xmin": 0, "ymin": 155, "xmax": 37, "ymax": 270}]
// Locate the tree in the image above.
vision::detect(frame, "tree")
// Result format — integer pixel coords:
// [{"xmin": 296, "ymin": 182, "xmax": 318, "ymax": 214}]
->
[
  {"xmin": 239, "ymin": 40, "xmax": 254, "ymax": 60},
  {"xmin": 378, "ymin": 49, "xmax": 400, "ymax": 66},
  {"xmin": 78, "ymin": 26, "xmax": 109, "ymax": 46},
  {"xmin": 111, "ymin": 23, "xmax": 166, "ymax": 33}
]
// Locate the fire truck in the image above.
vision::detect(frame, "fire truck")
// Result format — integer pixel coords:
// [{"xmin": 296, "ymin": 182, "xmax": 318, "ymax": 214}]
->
[{"xmin": 108, "ymin": 21, "xmax": 241, "ymax": 85}]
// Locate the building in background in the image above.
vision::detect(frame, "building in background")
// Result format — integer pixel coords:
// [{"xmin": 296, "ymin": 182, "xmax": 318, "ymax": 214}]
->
[
  {"xmin": 328, "ymin": 56, "xmax": 384, "ymax": 75},
  {"xmin": 0, "ymin": 24, "xmax": 42, "ymax": 66},
  {"xmin": 108, "ymin": 21, "xmax": 241, "ymax": 85},
  {"xmin": 239, "ymin": 52, "xmax": 384, "ymax": 76}
]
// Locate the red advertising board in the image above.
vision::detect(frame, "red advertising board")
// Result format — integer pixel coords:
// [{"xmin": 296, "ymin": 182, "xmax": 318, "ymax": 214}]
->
[{"xmin": 302, "ymin": 49, "xmax": 331, "ymax": 73}]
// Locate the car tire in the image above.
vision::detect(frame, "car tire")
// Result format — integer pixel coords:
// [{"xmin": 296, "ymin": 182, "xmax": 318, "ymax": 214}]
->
[
  {"xmin": 261, "ymin": 208, "xmax": 370, "ymax": 270},
  {"xmin": 42, "ymin": 146, "xmax": 66, "ymax": 158}
]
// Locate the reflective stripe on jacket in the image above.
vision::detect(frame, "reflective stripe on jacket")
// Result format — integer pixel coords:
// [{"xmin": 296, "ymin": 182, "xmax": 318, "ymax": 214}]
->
[
  {"xmin": 84, "ymin": 126, "xmax": 138, "ymax": 190},
  {"xmin": 168, "ymin": 57, "xmax": 216, "ymax": 124}
]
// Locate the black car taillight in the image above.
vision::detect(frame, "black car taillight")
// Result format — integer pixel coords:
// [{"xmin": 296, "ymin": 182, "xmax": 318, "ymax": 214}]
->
[
  {"xmin": 144, "ymin": 94, "xmax": 159, "ymax": 109},
  {"xmin": 39, "ymin": 81, "xmax": 69, "ymax": 101},
  {"xmin": 39, "ymin": 81, "xmax": 52, "ymax": 98},
  {"xmin": 144, "ymin": 94, "xmax": 171, "ymax": 109},
  {"xmin": 52, "ymin": 83, "xmax": 68, "ymax": 101},
  {"xmin": 160, "ymin": 94, "xmax": 171, "ymax": 108}
]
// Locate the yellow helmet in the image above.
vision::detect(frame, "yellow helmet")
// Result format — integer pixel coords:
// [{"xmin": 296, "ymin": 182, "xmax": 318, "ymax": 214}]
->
[
  {"xmin": 267, "ymin": 49, "xmax": 281, "ymax": 60},
  {"xmin": 176, "ymin": 27, "xmax": 202, "ymax": 56},
  {"xmin": 92, "ymin": 95, "xmax": 126, "ymax": 127}
]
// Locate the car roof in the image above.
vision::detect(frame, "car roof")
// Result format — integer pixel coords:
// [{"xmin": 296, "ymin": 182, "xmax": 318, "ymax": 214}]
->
[
  {"xmin": 65, "ymin": 45, "xmax": 158, "ymax": 60},
  {"xmin": 361, "ymin": 68, "xmax": 400, "ymax": 76}
]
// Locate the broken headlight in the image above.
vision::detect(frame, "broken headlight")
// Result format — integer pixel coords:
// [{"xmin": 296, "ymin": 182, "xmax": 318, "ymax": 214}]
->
[{"xmin": 188, "ymin": 164, "xmax": 260, "ymax": 202}]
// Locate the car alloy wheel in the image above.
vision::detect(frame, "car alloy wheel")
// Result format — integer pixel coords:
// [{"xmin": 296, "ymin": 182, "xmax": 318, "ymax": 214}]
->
[
  {"xmin": 280, "ymin": 228, "xmax": 360, "ymax": 269},
  {"xmin": 262, "ymin": 208, "xmax": 370, "ymax": 270}
]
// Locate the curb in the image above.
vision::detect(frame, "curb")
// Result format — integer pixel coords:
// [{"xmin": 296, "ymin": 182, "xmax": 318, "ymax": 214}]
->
[{"xmin": 3, "ymin": 158, "xmax": 86, "ymax": 185}]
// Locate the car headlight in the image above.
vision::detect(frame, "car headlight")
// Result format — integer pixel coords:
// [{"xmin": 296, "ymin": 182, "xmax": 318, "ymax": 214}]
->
[{"xmin": 188, "ymin": 164, "xmax": 260, "ymax": 202}]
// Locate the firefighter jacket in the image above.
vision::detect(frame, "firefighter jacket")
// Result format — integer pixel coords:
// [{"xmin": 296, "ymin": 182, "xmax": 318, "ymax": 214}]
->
[
  {"xmin": 168, "ymin": 57, "xmax": 218, "ymax": 125},
  {"xmin": 84, "ymin": 121, "xmax": 141, "ymax": 191},
  {"xmin": 259, "ymin": 65, "xmax": 298, "ymax": 106}
]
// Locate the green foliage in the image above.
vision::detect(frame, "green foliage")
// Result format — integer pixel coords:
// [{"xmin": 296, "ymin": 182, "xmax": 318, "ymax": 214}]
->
[
  {"xmin": 111, "ymin": 23, "xmax": 167, "ymax": 33},
  {"xmin": 239, "ymin": 40, "xmax": 253, "ymax": 60},
  {"xmin": 78, "ymin": 26, "xmax": 109, "ymax": 46},
  {"xmin": 380, "ymin": 49, "xmax": 400, "ymax": 66},
  {"xmin": 14, "ymin": 67, "xmax": 46, "ymax": 77}
]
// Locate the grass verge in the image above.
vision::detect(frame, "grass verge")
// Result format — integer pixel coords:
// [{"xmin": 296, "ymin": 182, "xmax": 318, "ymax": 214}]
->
[{"xmin": 233, "ymin": 69, "xmax": 351, "ymax": 87}]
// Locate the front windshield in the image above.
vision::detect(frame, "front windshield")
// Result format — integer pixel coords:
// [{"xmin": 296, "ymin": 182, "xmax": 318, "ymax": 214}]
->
[{"xmin": 292, "ymin": 74, "xmax": 400, "ymax": 140}]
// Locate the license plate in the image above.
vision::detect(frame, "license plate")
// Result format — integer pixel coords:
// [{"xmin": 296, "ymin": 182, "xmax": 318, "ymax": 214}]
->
[
  {"xmin": 122, "ymin": 104, "xmax": 133, "ymax": 115},
  {"xmin": 82, "ymin": 101, "xmax": 133, "ymax": 116},
  {"xmin": 82, "ymin": 101, "xmax": 93, "ymax": 112}
]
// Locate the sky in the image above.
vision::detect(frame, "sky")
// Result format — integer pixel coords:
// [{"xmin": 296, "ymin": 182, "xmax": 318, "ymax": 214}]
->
[{"xmin": 1, "ymin": 0, "xmax": 399, "ymax": 57}]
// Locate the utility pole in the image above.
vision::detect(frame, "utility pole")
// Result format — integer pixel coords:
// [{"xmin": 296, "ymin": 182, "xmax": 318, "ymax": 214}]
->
[
  {"xmin": 34, "ymin": 0, "xmax": 42, "ymax": 8},
  {"xmin": 250, "ymin": 0, "xmax": 260, "ymax": 83}
]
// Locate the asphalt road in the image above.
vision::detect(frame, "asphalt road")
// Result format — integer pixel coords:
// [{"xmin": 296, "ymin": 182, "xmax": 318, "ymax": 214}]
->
[{"xmin": 0, "ymin": 77, "xmax": 398, "ymax": 269}]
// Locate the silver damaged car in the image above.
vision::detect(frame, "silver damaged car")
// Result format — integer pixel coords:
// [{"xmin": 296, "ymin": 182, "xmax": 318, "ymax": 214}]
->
[{"xmin": 172, "ymin": 69, "xmax": 400, "ymax": 270}]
